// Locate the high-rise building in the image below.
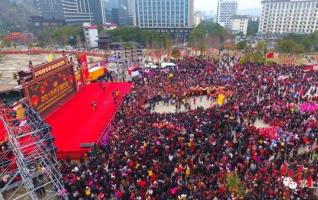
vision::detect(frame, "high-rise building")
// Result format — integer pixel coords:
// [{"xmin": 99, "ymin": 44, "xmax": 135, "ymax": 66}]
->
[
  {"xmin": 259, "ymin": 0, "xmax": 318, "ymax": 34},
  {"xmin": 230, "ymin": 15, "xmax": 249, "ymax": 35},
  {"xmin": 217, "ymin": 0, "xmax": 238, "ymax": 29},
  {"xmin": 36, "ymin": 0, "xmax": 105, "ymax": 25},
  {"xmin": 127, "ymin": 0, "xmax": 134, "ymax": 25},
  {"xmin": 133, "ymin": 0, "xmax": 194, "ymax": 42},
  {"xmin": 104, "ymin": 0, "xmax": 130, "ymax": 26}
]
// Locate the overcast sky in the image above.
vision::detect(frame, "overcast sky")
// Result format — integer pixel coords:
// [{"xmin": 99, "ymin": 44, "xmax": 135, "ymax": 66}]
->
[{"xmin": 195, "ymin": 0, "xmax": 262, "ymax": 13}]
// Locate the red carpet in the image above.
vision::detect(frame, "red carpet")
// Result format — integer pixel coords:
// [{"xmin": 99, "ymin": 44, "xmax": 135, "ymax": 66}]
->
[{"xmin": 45, "ymin": 82, "xmax": 132, "ymax": 159}]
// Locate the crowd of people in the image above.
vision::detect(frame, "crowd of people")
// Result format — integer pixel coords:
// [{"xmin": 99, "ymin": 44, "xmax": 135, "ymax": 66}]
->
[{"xmin": 60, "ymin": 55, "xmax": 318, "ymax": 199}]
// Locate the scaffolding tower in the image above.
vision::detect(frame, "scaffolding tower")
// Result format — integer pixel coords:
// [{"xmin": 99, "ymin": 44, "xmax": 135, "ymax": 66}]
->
[{"xmin": 0, "ymin": 100, "xmax": 68, "ymax": 200}]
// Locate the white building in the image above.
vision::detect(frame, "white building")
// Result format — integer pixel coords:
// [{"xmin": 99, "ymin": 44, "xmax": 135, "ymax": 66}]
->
[
  {"xmin": 259, "ymin": 0, "xmax": 318, "ymax": 34},
  {"xmin": 83, "ymin": 23, "xmax": 99, "ymax": 48},
  {"xmin": 231, "ymin": 15, "xmax": 249, "ymax": 35},
  {"xmin": 217, "ymin": 0, "xmax": 238, "ymax": 29}
]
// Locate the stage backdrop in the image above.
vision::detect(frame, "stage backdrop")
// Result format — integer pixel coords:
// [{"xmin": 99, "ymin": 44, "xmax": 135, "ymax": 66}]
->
[{"xmin": 23, "ymin": 57, "xmax": 76, "ymax": 116}]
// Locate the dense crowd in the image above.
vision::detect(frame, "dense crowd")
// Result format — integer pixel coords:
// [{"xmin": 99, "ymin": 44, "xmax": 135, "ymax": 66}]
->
[{"xmin": 60, "ymin": 55, "xmax": 318, "ymax": 199}]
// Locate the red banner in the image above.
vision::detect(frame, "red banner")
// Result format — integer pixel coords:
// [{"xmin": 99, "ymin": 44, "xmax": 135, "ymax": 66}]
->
[
  {"xmin": 78, "ymin": 53, "xmax": 89, "ymax": 83},
  {"xmin": 25, "ymin": 67, "xmax": 76, "ymax": 116},
  {"xmin": 23, "ymin": 57, "xmax": 76, "ymax": 117}
]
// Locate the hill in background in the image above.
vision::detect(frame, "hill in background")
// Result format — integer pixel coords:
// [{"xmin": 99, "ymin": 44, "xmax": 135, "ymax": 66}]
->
[{"xmin": 0, "ymin": 0, "xmax": 38, "ymax": 33}]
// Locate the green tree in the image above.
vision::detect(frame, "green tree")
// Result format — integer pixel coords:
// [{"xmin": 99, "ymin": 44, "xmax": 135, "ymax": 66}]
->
[
  {"xmin": 50, "ymin": 25, "xmax": 83, "ymax": 46},
  {"xmin": 190, "ymin": 20, "xmax": 230, "ymax": 50},
  {"xmin": 303, "ymin": 38, "xmax": 312, "ymax": 51},
  {"xmin": 277, "ymin": 39, "xmax": 297, "ymax": 53},
  {"xmin": 105, "ymin": 27, "xmax": 163, "ymax": 48},
  {"xmin": 163, "ymin": 34, "xmax": 172, "ymax": 59},
  {"xmin": 252, "ymin": 51, "xmax": 265, "ymax": 64},
  {"xmin": 247, "ymin": 21, "xmax": 259, "ymax": 36},
  {"xmin": 275, "ymin": 32, "xmax": 318, "ymax": 53},
  {"xmin": 171, "ymin": 48, "xmax": 181, "ymax": 58},
  {"xmin": 256, "ymin": 41, "xmax": 267, "ymax": 54},
  {"xmin": 294, "ymin": 44, "xmax": 305, "ymax": 54},
  {"xmin": 237, "ymin": 40, "xmax": 247, "ymax": 50},
  {"xmin": 240, "ymin": 54, "xmax": 251, "ymax": 65},
  {"xmin": 226, "ymin": 172, "xmax": 246, "ymax": 197}
]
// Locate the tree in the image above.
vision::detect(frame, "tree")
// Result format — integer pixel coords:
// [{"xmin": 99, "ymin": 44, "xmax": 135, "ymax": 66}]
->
[
  {"xmin": 0, "ymin": 0, "xmax": 38, "ymax": 32},
  {"xmin": 163, "ymin": 34, "xmax": 172, "ymax": 59},
  {"xmin": 105, "ymin": 27, "xmax": 163, "ymax": 48},
  {"xmin": 240, "ymin": 54, "xmax": 251, "ymax": 65},
  {"xmin": 190, "ymin": 20, "xmax": 231, "ymax": 50},
  {"xmin": 277, "ymin": 39, "xmax": 296, "ymax": 53},
  {"xmin": 237, "ymin": 40, "xmax": 247, "ymax": 50},
  {"xmin": 275, "ymin": 32, "xmax": 318, "ymax": 53},
  {"xmin": 256, "ymin": 41, "xmax": 267, "ymax": 54},
  {"xmin": 226, "ymin": 172, "xmax": 246, "ymax": 197},
  {"xmin": 247, "ymin": 21, "xmax": 259, "ymax": 36},
  {"xmin": 303, "ymin": 38, "xmax": 312, "ymax": 51},
  {"xmin": 50, "ymin": 25, "xmax": 83, "ymax": 46},
  {"xmin": 37, "ymin": 29, "xmax": 53, "ymax": 47},
  {"xmin": 252, "ymin": 51, "xmax": 265, "ymax": 64},
  {"xmin": 171, "ymin": 48, "xmax": 181, "ymax": 58},
  {"xmin": 294, "ymin": 44, "xmax": 305, "ymax": 54}
]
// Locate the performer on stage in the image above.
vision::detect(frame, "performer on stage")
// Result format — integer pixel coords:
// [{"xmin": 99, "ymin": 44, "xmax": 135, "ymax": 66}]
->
[{"xmin": 91, "ymin": 100, "xmax": 97, "ymax": 111}]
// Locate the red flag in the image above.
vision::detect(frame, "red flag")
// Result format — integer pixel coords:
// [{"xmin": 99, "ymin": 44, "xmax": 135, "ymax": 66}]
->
[
  {"xmin": 78, "ymin": 53, "xmax": 89, "ymax": 82},
  {"xmin": 266, "ymin": 52, "xmax": 274, "ymax": 59},
  {"xmin": 280, "ymin": 162, "xmax": 287, "ymax": 176},
  {"xmin": 297, "ymin": 165, "xmax": 303, "ymax": 185},
  {"xmin": 307, "ymin": 176, "xmax": 313, "ymax": 188}
]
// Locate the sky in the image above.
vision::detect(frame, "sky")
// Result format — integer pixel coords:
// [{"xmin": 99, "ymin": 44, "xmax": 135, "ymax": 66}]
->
[{"xmin": 194, "ymin": 0, "xmax": 262, "ymax": 15}]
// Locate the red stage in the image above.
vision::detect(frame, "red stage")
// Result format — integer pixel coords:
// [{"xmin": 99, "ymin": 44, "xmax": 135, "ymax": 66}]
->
[{"xmin": 45, "ymin": 82, "xmax": 132, "ymax": 159}]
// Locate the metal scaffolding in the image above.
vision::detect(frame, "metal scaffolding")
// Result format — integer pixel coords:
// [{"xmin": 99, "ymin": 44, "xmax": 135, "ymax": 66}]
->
[{"xmin": 0, "ymin": 100, "xmax": 68, "ymax": 200}]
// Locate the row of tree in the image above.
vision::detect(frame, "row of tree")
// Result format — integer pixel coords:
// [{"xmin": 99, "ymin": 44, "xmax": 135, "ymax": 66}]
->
[
  {"xmin": 239, "ymin": 41, "xmax": 268, "ymax": 65},
  {"xmin": 37, "ymin": 26, "xmax": 84, "ymax": 47},
  {"xmin": 189, "ymin": 20, "xmax": 231, "ymax": 51},
  {"xmin": 276, "ymin": 32, "xmax": 318, "ymax": 53},
  {"xmin": 0, "ymin": 0, "xmax": 38, "ymax": 33},
  {"xmin": 105, "ymin": 27, "xmax": 172, "ymax": 49},
  {"xmin": 32, "ymin": 20, "xmax": 229, "ymax": 50}
]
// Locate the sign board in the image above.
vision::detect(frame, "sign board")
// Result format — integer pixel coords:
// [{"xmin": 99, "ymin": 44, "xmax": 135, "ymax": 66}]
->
[{"xmin": 23, "ymin": 57, "xmax": 76, "ymax": 116}]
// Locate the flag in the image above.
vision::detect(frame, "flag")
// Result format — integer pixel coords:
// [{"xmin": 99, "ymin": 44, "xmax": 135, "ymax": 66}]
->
[
  {"xmin": 266, "ymin": 52, "xmax": 274, "ymax": 59},
  {"xmin": 307, "ymin": 176, "xmax": 313, "ymax": 188},
  {"xmin": 47, "ymin": 54, "xmax": 54, "ymax": 62},
  {"xmin": 280, "ymin": 162, "xmax": 287, "ymax": 176},
  {"xmin": 297, "ymin": 165, "xmax": 303, "ymax": 185},
  {"xmin": 78, "ymin": 53, "xmax": 89, "ymax": 82},
  {"xmin": 168, "ymin": 73, "xmax": 173, "ymax": 79},
  {"xmin": 217, "ymin": 94, "xmax": 225, "ymax": 106}
]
